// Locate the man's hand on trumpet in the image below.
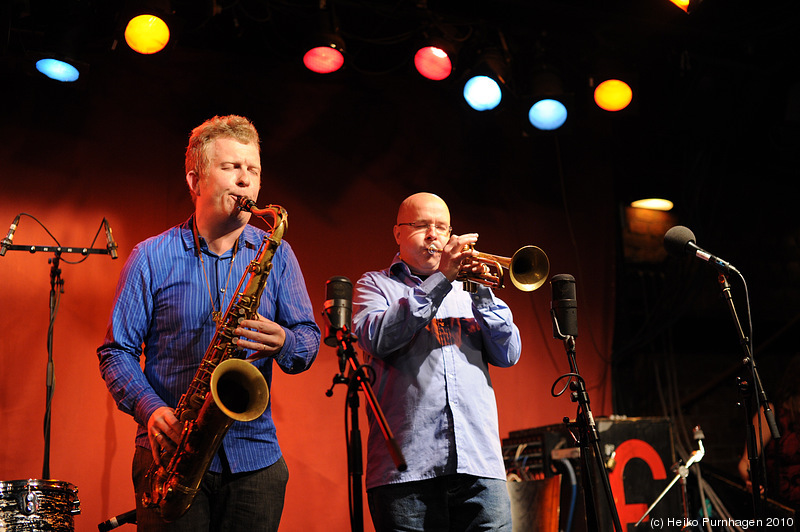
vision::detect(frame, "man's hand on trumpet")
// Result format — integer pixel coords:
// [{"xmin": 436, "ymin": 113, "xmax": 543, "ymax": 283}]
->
[{"xmin": 436, "ymin": 233, "xmax": 479, "ymax": 282}]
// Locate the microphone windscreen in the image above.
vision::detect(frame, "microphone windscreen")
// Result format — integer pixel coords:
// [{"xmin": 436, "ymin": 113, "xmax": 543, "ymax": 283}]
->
[
  {"xmin": 325, "ymin": 276, "xmax": 352, "ymax": 301},
  {"xmin": 551, "ymin": 273, "xmax": 576, "ymax": 301},
  {"xmin": 663, "ymin": 225, "xmax": 696, "ymax": 257},
  {"xmin": 550, "ymin": 274, "xmax": 577, "ymax": 339},
  {"xmin": 323, "ymin": 276, "xmax": 353, "ymax": 347}
]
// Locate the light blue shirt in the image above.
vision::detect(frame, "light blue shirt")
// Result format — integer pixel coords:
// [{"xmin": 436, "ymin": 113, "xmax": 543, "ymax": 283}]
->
[
  {"xmin": 353, "ymin": 254, "xmax": 521, "ymax": 489},
  {"xmin": 97, "ymin": 217, "xmax": 320, "ymax": 474}
]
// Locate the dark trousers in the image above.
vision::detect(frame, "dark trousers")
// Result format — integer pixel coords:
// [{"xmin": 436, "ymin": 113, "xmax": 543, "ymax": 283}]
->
[
  {"xmin": 367, "ymin": 475, "xmax": 512, "ymax": 532},
  {"xmin": 133, "ymin": 446, "xmax": 289, "ymax": 532}
]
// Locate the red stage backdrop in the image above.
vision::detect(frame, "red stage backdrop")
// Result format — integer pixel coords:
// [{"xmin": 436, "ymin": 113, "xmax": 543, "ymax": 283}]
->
[{"xmin": 0, "ymin": 76, "xmax": 616, "ymax": 531}]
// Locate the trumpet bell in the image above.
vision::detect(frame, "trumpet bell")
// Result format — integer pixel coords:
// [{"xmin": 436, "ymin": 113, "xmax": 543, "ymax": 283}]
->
[{"xmin": 509, "ymin": 245, "xmax": 550, "ymax": 292}]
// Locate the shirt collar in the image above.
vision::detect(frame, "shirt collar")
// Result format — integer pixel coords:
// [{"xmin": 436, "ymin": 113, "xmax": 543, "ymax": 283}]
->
[
  {"xmin": 390, "ymin": 253, "xmax": 429, "ymax": 283},
  {"xmin": 181, "ymin": 215, "xmax": 259, "ymax": 257}
]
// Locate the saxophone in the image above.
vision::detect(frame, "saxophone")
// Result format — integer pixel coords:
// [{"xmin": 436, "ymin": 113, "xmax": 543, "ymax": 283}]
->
[{"xmin": 142, "ymin": 199, "xmax": 287, "ymax": 521}]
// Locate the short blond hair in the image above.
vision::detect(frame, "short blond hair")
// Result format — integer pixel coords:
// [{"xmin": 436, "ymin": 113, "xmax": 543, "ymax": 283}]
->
[{"xmin": 185, "ymin": 115, "xmax": 260, "ymax": 199}]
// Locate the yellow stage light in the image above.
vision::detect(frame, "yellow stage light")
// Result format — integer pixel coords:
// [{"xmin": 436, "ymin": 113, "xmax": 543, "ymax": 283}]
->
[
  {"xmin": 631, "ymin": 198, "xmax": 674, "ymax": 211},
  {"xmin": 125, "ymin": 14, "xmax": 170, "ymax": 55},
  {"xmin": 594, "ymin": 79, "xmax": 633, "ymax": 112}
]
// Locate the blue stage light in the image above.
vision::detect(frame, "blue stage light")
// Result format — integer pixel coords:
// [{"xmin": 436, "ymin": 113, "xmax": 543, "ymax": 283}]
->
[
  {"xmin": 463, "ymin": 75, "xmax": 503, "ymax": 111},
  {"xmin": 528, "ymin": 99, "xmax": 568, "ymax": 130},
  {"xmin": 35, "ymin": 58, "xmax": 80, "ymax": 82}
]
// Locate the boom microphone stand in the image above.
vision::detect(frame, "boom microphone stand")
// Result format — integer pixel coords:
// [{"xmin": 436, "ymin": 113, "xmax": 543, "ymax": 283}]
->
[
  {"xmin": 717, "ymin": 273, "xmax": 779, "ymax": 523},
  {"xmin": 550, "ymin": 274, "xmax": 623, "ymax": 532},
  {"xmin": 663, "ymin": 226, "xmax": 780, "ymax": 524},
  {"xmin": 1, "ymin": 213, "xmax": 118, "ymax": 478}
]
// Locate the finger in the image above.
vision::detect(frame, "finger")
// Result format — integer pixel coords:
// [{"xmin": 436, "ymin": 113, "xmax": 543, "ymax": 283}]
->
[
  {"xmin": 236, "ymin": 319, "xmax": 282, "ymax": 340},
  {"xmin": 161, "ymin": 425, "xmax": 182, "ymax": 446},
  {"xmin": 153, "ymin": 415, "xmax": 181, "ymax": 445},
  {"xmin": 152, "ymin": 430, "xmax": 175, "ymax": 450},
  {"xmin": 235, "ymin": 337, "xmax": 264, "ymax": 351},
  {"xmin": 236, "ymin": 316, "xmax": 276, "ymax": 334},
  {"xmin": 151, "ymin": 432, "xmax": 176, "ymax": 467},
  {"xmin": 235, "ymin": 336, "xmax": 274, "ymax": 353},
  {"xmin": 458, "ymin": 233, "xmax": 479, "ymax": 247}
]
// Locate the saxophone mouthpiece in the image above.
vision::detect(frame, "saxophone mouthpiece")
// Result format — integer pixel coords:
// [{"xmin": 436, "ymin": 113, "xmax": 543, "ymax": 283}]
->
[{"xmin": 236, "ymin": 196, "xmax": 257, "ymax": 212}]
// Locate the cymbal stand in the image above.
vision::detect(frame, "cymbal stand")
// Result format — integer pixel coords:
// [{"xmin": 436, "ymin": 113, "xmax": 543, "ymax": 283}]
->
[{"xmin": 326, "ymin": 327, "xmax": 407, "ymax": 532}]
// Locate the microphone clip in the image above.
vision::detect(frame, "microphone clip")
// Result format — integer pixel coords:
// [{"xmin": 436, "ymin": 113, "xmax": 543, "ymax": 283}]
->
[{"xmin": 550, "ymin": 309, "xmax": 572, "ymax": 341}]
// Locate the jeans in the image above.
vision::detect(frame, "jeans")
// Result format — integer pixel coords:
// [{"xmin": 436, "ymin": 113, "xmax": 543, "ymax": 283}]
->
[
  {"xmin": 367, "ymin": 475, "xmax": 512, "ymax": 532},
  {"xmin": 133, "ymin": 446, "xmax": 289, "ymax": 532}
]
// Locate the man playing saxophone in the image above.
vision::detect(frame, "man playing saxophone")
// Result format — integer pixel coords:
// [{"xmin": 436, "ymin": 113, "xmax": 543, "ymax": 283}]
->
[
  {"xmin": 97, "ymin": 115, "xmax": 320, "ymax": 531},
  {"xmin": 352, "ymin": 192, "xmax": 521, "ymax": 531}
]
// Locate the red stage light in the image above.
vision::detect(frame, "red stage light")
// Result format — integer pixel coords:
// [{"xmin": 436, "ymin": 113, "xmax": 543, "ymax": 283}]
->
[
  {"xmin": 303, "ymin": 45, "xmax": 344, "ymax": 74},
  {"xmin": 414, "ymin": 46, "xmax": 453, "ymax": 81}
]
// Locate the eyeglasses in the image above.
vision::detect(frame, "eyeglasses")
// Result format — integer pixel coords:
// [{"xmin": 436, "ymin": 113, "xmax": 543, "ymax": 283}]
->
[{"xmin": 397, "ymin": 221, "xmax": 452, "ymax": 236}]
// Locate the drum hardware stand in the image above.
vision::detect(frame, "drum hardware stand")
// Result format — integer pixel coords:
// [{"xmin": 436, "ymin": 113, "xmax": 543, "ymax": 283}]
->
[
  {"xmin": 634, "ymin": 427, "xmax": 706, "ymax": 529},
  {"xmin": 325, "ymin": 326, "xmax": 407, "ymax": 532},
  {"xmin": 1, "ymin": 213, "xmax": 118, "ymax": 478}
]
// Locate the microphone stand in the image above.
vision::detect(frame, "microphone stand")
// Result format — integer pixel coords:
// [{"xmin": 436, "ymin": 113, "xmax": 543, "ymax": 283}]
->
[
  {"xmin": 717, "ymin": 273, "xmax": 778, "ymax": 523},
  {"xmin": 325, "ymin": 327, "xmax": 407, "ymax": 532},
  {"xmin": 2, "ymin": 231, "xmax": 115, "ymax": 479},
  {"xmin": 552, "ymin": 319, "xmax": 623, "ymax": 532}
]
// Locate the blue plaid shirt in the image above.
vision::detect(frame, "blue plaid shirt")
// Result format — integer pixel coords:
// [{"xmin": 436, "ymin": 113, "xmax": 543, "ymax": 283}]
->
[
  {"xmin": 98, "ymin": 217, "xmax": 320, "ymax": 473},
  {"xmin": 353, "ymin": 254, "xmax": 521, "ymax": 489}
]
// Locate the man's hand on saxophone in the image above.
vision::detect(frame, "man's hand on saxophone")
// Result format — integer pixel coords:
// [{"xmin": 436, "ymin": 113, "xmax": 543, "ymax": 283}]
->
[
  {"xmin": 147, "ymin": 406, "xmax": 182, "ymax": 466},
  {"xmin": 234, "ymin": 313, "xmax": 286, "ymax": 360}
]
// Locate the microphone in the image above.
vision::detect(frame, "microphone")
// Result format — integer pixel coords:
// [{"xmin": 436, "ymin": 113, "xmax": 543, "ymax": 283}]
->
[
  {"xmin": 663, "ymin": 225, "xmax": 739, "ymax": 275},
  {"xmin": 98, "ymin": 509, "xmax": 136, "ymax": 531},
  {"xmin": 0, "ymin": 214, "xmax": 20, "ymax": 257},
  {"xmin": 551, "ymin": 274, "xmax": 577, "ymax": 339},
  {"xmin": 103, "ymin": 218, "xmax": 118, "ymax": 259},
  {"xmin": 323, "ymin": 276, "xmax": 353, "ymax": 347},
  {"xmin": 693, "ymin": 425, "xmax": 705, "ymax": 444}
]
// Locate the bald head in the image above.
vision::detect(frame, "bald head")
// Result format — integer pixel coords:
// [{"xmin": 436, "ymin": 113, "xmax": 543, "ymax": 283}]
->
[
  {"xmin": 397, "ymin": 192, "xmax": 450, "ymax": 225},
  {"xmin": 394, "ymin": 192, "xmax": 453, "ymax": 276}
]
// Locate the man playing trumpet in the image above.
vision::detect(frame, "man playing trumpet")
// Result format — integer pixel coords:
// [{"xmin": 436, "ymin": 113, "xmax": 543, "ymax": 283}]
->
[{"xmin": 353, "ymin": 192, "xmax": 522, "ymax": 531}]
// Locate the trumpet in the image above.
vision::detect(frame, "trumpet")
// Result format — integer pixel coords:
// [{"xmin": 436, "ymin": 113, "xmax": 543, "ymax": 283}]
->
[{"xmin": 428, "ymin": 243, "xmax": 549, "ymax": 292}]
